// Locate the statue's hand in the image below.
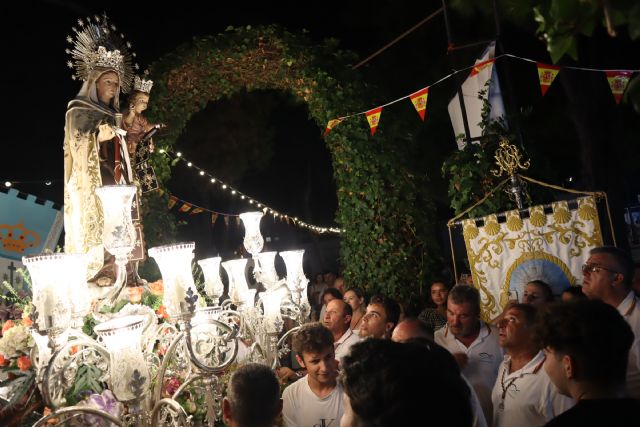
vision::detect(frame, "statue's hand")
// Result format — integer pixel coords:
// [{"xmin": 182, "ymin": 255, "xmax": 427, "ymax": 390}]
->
[{"xmin": 97, "ymin": 124, "xmax": 115, "ymax": 142}]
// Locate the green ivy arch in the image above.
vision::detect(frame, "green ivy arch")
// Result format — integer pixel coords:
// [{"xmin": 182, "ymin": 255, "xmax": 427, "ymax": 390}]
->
[{"xmin": 143, "ymin": 25, "xmax": 438, "ymax": 302}]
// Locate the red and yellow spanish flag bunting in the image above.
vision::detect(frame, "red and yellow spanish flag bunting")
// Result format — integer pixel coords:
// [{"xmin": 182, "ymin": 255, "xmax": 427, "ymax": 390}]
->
[
  {"xmin": 211, "ymin": 213, "xmax": 219, "ymax": 226},
  {"xmin": 324, "ymin": 118, "xmax": 344, "ymax": 137},
  {"xmin": 168, "ymin": 195, "xmax": 178, "ymax": 210},
  {"xmin": 537, "ymin": 63, "xmax": 561, "ymax": 96},
  {"xmin": 469, "ymin": 58, "xmax": 495, "ymax": 77},
  {"xmin": 235, "ymin": 216, "xmax": 241, "ymax": 227},
  {"xmin": 365, "ymin": 107, "xmax": 383, "ymax": 136},
  {"xmin": 190, "ymin": 207, "xmax": 204, "ymax": 215},
  {"xmin": 409, "ymin": 87, "xmax": 429, "ymax": 121},
  {"xmin": 178, "ymin": 202, "xmax": 192, "ymax": 213},
  {"xmin": 223, "ymin": 216, "xmax": 230, "ymax": 228},
  {"xmin": 606, "ymin": 71, "xmax": 633, "ymax": 104}
]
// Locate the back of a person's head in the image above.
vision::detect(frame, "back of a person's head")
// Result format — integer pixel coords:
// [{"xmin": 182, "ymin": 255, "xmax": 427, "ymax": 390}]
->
[
  {"xmin": 226, "ymin": 363, "xmax": 281, "ymax": 427},
  {"xmin": 369, "ymin": 294, "xmax": 401, "ymax": 326},
  {"xmin": 292, "ymin": 322, "xmax": 334, "ymax": 354},
  {"xmin": 341, "ymin": 339, "xmax": 472, "ymax": 427},
  {"xmin": 322, "ymin": 287, "xmax": 343, "ymax": 301},
  {"xmin": 535, "ymin": 299, "xmax": 634, "ymax": 386}
]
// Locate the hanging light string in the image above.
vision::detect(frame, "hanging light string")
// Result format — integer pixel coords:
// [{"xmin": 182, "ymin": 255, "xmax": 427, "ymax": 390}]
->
[{"xmin": 159, "ymin": 148, "xmax": 343, "ymax": 235}]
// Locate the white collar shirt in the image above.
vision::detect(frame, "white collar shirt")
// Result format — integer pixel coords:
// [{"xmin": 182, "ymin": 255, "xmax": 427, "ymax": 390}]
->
[
  {"xmin": 435, "ymin": 321, "xmax": 503, "ymax": 422},
  {"xmin": 491, "ymin": 351, "xmax": 574, "ymax": 427},
  {"xmin": 334, "ymin": 328, "xmax": 361, "ymax": 364}
]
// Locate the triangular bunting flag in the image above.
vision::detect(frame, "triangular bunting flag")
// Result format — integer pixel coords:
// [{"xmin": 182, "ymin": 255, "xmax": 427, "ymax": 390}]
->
[
  {"xmin": 365, "ymin": 107, "xmax": 383, "ymax": 136},
  {"xmin": 468, "ymin": 58, "xmax": 495, "ymax": 77},
  {"xmin": 536, "ymin": 63, "xmax": 561, "ymax": 96},
  {"xmin": 223, "ymin": 216, "xmax": 230, "ymax": 228},
  {"xmin": 190, "ymin": 207, "xmax": 205, "ymax": 215},
  {"xmin": 324, "ymin": 118, "xmax": 344, "ymax": 137},
  {"xmin": 606, "ymin": 71, "xmax": 633, "ymax": 104},
  {"xmin": 168, "ymin": 196, "xmax": 178, "ymax": 210},
  {"xmin": 211, "ymin": 213, "xmax": 219, "ymax": 226},
  {"xmin": 235, "ymin": 216, "xmax": 241, "ymax": 227},
  {"xmin": 179, "ymin": 202, "xmax": 192, "ymax": 213},
  {"xmin": 409, "ymin": 87, "xmax": 429, "ymax": 121}
]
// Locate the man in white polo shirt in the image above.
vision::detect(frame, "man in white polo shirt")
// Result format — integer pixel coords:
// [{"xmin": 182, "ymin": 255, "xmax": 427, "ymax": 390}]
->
[
  {"xmin": 435, "ymin": 284, "xmax": 502, "ymax": 423},
  {"xmin": 323, "ymin": 299, "xmax": 361, "ymax": 363},
  {"xmin": 492, "ymin": 304, "xmax": 573, "ymax": 427},
  {"xmin": 581, "ymin": 246, "xmax": 640, "ymax": 399}
]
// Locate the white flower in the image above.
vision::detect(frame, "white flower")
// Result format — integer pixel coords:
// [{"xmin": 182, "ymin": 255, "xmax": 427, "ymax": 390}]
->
[{"xmin": 0, "ymin": 324, "xmax": 34, "ymax": 358}]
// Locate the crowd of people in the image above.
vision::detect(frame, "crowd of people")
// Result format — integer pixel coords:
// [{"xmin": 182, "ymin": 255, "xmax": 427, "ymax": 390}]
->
[{"xmin": 224, "ymin": 246, "xmax": 640, "ymax": 427}]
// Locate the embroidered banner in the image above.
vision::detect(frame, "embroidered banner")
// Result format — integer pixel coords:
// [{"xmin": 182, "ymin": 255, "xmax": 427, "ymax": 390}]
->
[
  {"xmin": 462, "ymin": 196, "xmax": 603, "ymax": 321},
  {"xmin": 0, "ymin": 188, "xmax": 63, "ymax": 261}
]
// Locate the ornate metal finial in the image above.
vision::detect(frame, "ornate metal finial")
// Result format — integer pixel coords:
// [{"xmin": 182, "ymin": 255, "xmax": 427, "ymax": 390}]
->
[
  {"xmin": 491, "ymin": 138, "xmax": 530, "ymax": 178},
  {"xmin": 491, "ymin": 138, "xmax": 531, "ymax": 209}
]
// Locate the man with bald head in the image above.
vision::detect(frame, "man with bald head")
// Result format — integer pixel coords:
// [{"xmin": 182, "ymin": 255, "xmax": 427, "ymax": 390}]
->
[
  {"xmin": 391, "ymin": 317, "xmax": 433, "ymax": 342},
  {"xmin": 324, "ymin": 298, "xmax": 361, "ymax": 363},
  {"xmin": 392, "ymin": 317, "xmax": 488, "ymax": 427}
]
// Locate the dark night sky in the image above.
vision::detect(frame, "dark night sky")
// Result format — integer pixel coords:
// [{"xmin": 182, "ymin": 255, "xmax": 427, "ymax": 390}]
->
[
  {"xmin": 5, "ymin": 1, "xmax": 640, "ymax": 263},
  {"xmin": 5, "ymin": 0, "xmax": 456, "ymax": 209}
]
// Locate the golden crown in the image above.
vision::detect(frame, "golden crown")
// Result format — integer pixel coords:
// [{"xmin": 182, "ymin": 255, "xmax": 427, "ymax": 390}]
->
[
  {"xmin": 0, "ymin": 222, "xmax": 41, "ymax": 254},
  {"xmin": 65, "ymin": 14, "xmax": 138, "ymax": 93},
  {"xmin": 134, "ymin": 75, "xmax": 153, "ymax": 93}
]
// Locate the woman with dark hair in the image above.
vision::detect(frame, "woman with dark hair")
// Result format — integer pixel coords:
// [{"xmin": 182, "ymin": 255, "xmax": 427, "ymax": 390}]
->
[
  {"xmin": 344, "ymin": 288, "xmax": 366, "ymax": 335},
  {"xmin": 318, "ymin": 287, "xmax": 343, "ymax": 322},
  {"xmin": 522, "ymin": 280, "xmax": 554, "ymax": 307},
  {"xmin": 418, "ymin": 281, "xmax": 449, "ymax": 332}
]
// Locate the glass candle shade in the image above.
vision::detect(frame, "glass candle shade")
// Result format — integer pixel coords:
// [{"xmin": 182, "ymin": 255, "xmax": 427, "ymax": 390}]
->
[
  {"xmin": 197, "ymin": 257, "xmax": 224, "ymax": 303},
  {"xmin": 260, "ymin": 290, "xmax": 283, "ymax": 334},
  {"xmin": 254, "ymin": 251, "xmax": 279, "ymax": 289},
  {"xmin": 221, "ymin": 259, "xmax": 249, "ymax": 305},
  {"xmin": 148, "ymin": 243, "xmax": 197, "ymax": 317},
  {"xmin": 239, "ymin": 212, "xmax": 264, "ymax": 256},
  {"xmin": 94, "ymin": 315, "xmax": 149, "ymax": 401},
  {"xmin": 22, "ymin": 253, "xmax": 88, "ymax": 331},
  {"xmin": 94, "ymin": 186, "xmax": 137, "ymax": 261}
]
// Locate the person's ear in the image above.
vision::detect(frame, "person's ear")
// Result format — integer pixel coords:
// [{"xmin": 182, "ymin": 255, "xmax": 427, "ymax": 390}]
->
[
  {"xmin": 385, "ymin": 321, "xmax": 395, "ymax": 335},
  {"xmin": 562, "ymin": 354, "xmax": 574, "ymax": 379},
  {"xmin": 222, "ymin": 397, "xmax": 232, "ymax": 424},
  {"xmin": 295, "ymin": 354, "xmax": 306, "ymax": 369}
]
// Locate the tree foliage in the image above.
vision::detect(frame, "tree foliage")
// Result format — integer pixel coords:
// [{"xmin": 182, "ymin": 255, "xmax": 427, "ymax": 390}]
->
[{"xmin": 143, "ymin": 25, "xmax": 439, "ymax": 302}]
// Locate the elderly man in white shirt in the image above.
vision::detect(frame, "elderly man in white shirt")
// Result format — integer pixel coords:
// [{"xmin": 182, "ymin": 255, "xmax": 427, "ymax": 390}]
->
[
  {"xmin": 435, "ymin": 285, "xmax": 502, "ymax": 423},
  {"xmin": 324, "ymin": 299, "xmax": 361, "ymax": 363},
  {"xmin": 492, "ymin": 304, "xmax": 573, "ymax": 427},
  {"xmin": 581, "ymin": 246, "xmax": 640, "ymax": 399}
]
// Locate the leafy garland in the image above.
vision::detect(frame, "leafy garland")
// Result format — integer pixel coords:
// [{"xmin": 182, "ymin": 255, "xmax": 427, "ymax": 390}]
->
[{"xmin": 144, "ymin": 25, "xmax": 439, "ymax": 302}]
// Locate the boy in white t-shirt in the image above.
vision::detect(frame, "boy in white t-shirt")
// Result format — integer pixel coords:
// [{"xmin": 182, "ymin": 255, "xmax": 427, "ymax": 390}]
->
[{"xmin": 282, "ymin": 322, "xmax": 344, "ymax": 427}]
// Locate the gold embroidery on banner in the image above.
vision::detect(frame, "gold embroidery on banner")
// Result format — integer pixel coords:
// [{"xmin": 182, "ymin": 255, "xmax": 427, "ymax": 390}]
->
[
  {"xmin": 529, "ymin": 205, "xmax": 546, "ymax": 227},
  {"xmin": 484, "ymin": 214, "xmax": 501, "ymax": 236},
  {"xmin": 505, "ymin": 210, "xmax": 524, "ymax": 232},
  {"xmin": 463, "ymin": 219, "xmax": 479, "ymax": 240},
  {"xmin": 578, "ymin": 197, "xmax": 598, "ymax": 221},
  {"xmin": 463, "ymin": 196, "xmax": 603, "ymax": 321},
  {"xmin": 552, "ymin": 201, "xmax": 571, "ymax": 224}
]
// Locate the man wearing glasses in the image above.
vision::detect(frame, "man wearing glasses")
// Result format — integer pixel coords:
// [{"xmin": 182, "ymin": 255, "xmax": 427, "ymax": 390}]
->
[{"xmin": 581, "ymin": 246, "xmax": 640, "ymax": 399}]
